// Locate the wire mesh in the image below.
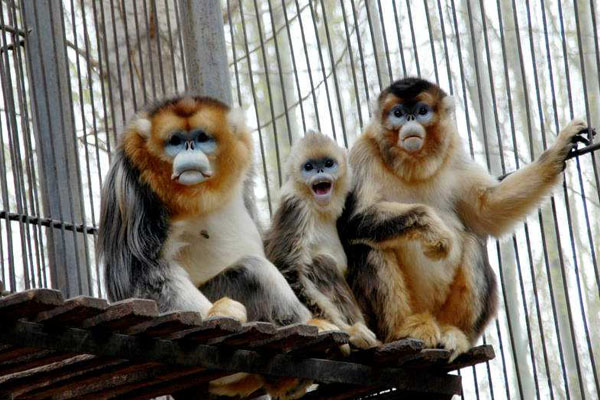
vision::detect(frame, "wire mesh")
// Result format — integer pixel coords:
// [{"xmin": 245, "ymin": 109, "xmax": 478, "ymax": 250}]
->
[{"xmin": 0, "ymin": 0, "xmax": 598, "ymax": 398}]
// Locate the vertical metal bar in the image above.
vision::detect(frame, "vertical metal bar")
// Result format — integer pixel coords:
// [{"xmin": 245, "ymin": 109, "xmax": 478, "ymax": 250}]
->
[
  {"xmin": 120, "ymin": 0, "xmax": 139, "ymax": 111},
  {"xmin": 150, "ymin": 0, "xmax": 166, "ymax": 97},
  {"xmin": 317, "ymin": 0, "xmax": 349, "ymax": 147},
  {"xmin": 279, "ymin": 0, "xmax": 308, "ymax": 133},
  {"xmin": 405, "ymin": 0, "xmax": 421, "ymax": 76},
  {"xmin": 22, "ymin": 0, "xmax": 89, "ymax": 297},
  {"xmin": 141, "ymin": 0, "xmax": 157, "ymax": 101},
  {"xmin": 294, "ymin": 0, "xmax": 321, "ymax": 130},
  {"xmin": 173, "ymin": 0, "xmax": 188, "ymax": 91},
  {"xmin": 555, "ymin": 0, "xmax": 600, "ymax": 393},
  {"xmin": 423, "ymin": 0, "xmax": 440, "ymax": 85},
  {"xmin": 164, "ymin": 0, "xmax": 179, "ymax": 93},
  {"xmin": 237, "ymin": 0, "xmax": 272, "ymax": 217},
  {"xmin": 340, "ymin": 0, "xmax": 364, "ymax": 130},
  {"xmin": 251, "ymin": 0, "xmax": 283, "ymax": 185},
  {"xmin": 307, "ymin": 0, "xmax": 339, "ymax": 142},
  {"xmin": 266, "ymin": 0, "xmax": 294, "ymax": 146},
  {"xmin": 391, "ymin": 0, "xmax": 407, "ymax": 77},
  {"xmin": 178, "ymin": 0, "xmax": 232, "ymax": 105},
  {"xmin": 349, "ymin": 0, "xmax": 371, "ymax": 113},
  {"xmin": 7, "ymin": 0, "xmax": 47, "ymax": 289},
  {"xmin": 0, "ymin": 3, "xmax": 31, "ymax": 290}
]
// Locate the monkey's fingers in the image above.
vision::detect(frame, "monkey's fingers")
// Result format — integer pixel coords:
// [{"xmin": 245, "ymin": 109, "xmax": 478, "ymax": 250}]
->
[{"xmin": 571, "ymin": 134, "xmax": 591, "ymax": 146}]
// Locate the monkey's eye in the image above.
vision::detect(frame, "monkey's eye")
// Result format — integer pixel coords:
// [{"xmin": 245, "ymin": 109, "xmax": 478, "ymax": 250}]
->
[
  {"xmin": 168, "ymin": 135, "xmax": 182, "ymax": 147},
  {"xmin": 324, "ymin": 159, "xmax": 335, "ymax": 168},
  {"xmin": 197, "ymin": 131, "xmax": 210, "ymax": 143},
  {"xmin": 418, "ymin": 106, "xmax": 429, "ymax": 115},
  {"xmin": 303, "ymin": 162, "xmax": 314, "ymax": 172},
  {"xmin": 393, "ymin": 108, "xmax": 404, "ymax": 118}
]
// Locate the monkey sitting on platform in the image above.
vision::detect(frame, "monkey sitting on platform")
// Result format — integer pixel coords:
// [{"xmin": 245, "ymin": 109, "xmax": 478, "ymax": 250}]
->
[
  {"xmin": 98, "ymin": 95, "xmax": 313, "ymax": 398},
  {"xmin": 265, "ymin": 132, "xmax": 379, "ymax": 350},
  {"xmin": 340, "ymin": 77, "xmax": 591, "ymax": 360}
]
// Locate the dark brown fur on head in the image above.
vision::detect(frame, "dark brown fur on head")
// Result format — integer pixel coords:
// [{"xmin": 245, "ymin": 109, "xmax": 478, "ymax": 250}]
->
[
  {"xmin": 372, "ymin": 77, "xmax": 456, "ymax": 182},
  {"xmin": 121, "ymin": 96, "xmax": 252, "ymax": 218}
]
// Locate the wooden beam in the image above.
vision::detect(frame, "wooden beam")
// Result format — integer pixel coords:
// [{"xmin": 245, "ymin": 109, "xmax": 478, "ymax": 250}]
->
[{"xmin": 0, "ymin": 320, "xmax": 461, "ymax": 396}]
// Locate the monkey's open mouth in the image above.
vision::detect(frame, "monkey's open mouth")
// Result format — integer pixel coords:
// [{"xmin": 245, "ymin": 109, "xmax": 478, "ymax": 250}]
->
[{"xmin": 312, "ymin": 181, "xmax": 332, "ymax": 195}]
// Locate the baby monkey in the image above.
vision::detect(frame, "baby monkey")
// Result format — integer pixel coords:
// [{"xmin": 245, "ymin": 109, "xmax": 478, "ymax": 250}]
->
[{"xmin": 265, "ymin": 132, "xmax": 379, "ymax": 349}]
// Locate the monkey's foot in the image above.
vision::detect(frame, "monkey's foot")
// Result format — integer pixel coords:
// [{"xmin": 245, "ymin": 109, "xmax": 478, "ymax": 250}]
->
[
  {"xmin": 392, "ymin": 313, "xmax": 441, "ymax": 348},
  {"xmin": 209, "ymin": 373, "xmax": 263, "ymax": 397},
  {"xmin": 206, "ymin": 297, "xmax": 247, "ymax": 323},
  {"xmin": 439, "ymin": 325, "xmax": 471, "ymax": 362},
  {"xmin": 347, "ymin": 322, "xmax": 380, "ymax": 349},
  {"xmin": 263, "ymin": 376, "xmax": 313, "ymax": 400},
  {"xmin": 307, "ymin": 318, "xmax": 351, "ymax": 356}
]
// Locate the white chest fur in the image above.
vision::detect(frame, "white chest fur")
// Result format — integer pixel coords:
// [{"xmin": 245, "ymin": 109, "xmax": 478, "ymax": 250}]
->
[
  {"xmin": 306, "ymin": 217, "xmax": 348, "ymax": 275},
  {"xmin": 164, "ymin": 191, "xmax": 265, "ymax": 287}
]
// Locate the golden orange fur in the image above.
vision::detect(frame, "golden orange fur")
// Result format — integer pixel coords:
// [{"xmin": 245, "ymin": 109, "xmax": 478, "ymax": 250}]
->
[
  {"xmin": 121, "ymin": 97, "xmax": 252, "ymax": 219},
  {"xmin": 346, "ymin": 78, "xmax": 587, "ymax": 360}
]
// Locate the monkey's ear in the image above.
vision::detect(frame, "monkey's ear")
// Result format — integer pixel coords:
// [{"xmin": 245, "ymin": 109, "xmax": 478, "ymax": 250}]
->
[
  {"xmin": 227, "ymin": 107, "xmax": 248, "ymax": 136},
  {"xmin": 441, "ymin": 96, "xmax": 455, "ymax": 114},
  {"xmin": 130, "ymin": 113, "xmax": 152, "ymax": 139}
]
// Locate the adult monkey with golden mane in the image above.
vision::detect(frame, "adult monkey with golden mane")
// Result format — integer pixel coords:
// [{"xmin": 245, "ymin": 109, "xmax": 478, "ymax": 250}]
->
[
  {"xmin": 340, "ymin": 77, "xmax": 592, "ymax": 360},
  {"xmin": 98, "ymin": 96, "xmax": 313, "ymax": 398}
]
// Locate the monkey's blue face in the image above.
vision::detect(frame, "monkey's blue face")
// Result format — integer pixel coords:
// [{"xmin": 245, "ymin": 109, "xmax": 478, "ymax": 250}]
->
[
  {"xmin": 301, "ymin": 157, "xmax": 339, "ymax": 205},
  {"xmin": 387, "ymin": 102, "xmax": 433, "ymax": 152},
  {"xmin": 166, "ymin": 129, "xmax": 217, "ymax": 185}
]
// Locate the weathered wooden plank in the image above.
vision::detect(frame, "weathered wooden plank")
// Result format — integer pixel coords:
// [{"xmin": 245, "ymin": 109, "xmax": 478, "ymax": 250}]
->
[
  {"xmin": 302, "ymin": 383, "xmax": 379, "ymax": 400},
  {"xmin": 34, "ymin": 296, "xmax": 108, "ymax": 325},
  {"xmin": 209, "ymin": 322, "xmax": 277, "ymax": 347},
  {"xmin": 288, "ymin": 330, "xmax": 349, "ymax": 356},
  {"xmin": 440, "ymin": 345, "xmax": 495, "ymax": 372},
  {"xmin": 0, "ymin": 350, "xmax": 75, "ymax": 376},
  {"xmin": 114, "ymin": 377, "xmax": 219, "ymax": 400},
  {"xmin": 81, "ymin": 298, "xmax": 158, "ymax": 331},
  {"xmin": 402, "ymin": 349, "xmax": 451, "ymax": 369},
  {"xmin": 0, "ymin": 356, "xmax": 125, "ymax": 397},
  {"xmin": 0, "ymin": 320, "xmax": 461, "ymax": 395},
  {"xmin": 250, "ymin": 323, "xmax": 318, "ymax": 352},
  {"xmin": 20, "ymin": 362, "xmax": 161, "ymax": 400},
  {"xmin": 76, "ymin": 367, "xmax": 218, "ymax": 399},
  {"xmin": 178, "ymin": 317, "xmax": 242, "ymax": 343},
  {"xmin": 0, "ymin": 347, "xmax": 40, "ymax": 364},
  {"xmin": 0, "ymin": 289, "xmax": 63, "ymax": 320},
  {"xmin": 350, "ymin": 339, "xmax": 424, "ymax": 366},
  {"xmin": 126, "ymin": 311, "xmax": 204, "ymax": 338}
]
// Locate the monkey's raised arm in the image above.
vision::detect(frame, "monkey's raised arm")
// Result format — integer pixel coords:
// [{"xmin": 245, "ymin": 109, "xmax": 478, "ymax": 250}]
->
[
  {"xmin": 340, "ymin": 192, "xmax": 452, "ymax": 260},
  {"xmin": 457, "ymin": 120, "xmax": 588, "ymax": 238},
  {"xmin": 98, "ymin": 150, "xmax": 213, "ymax": 314}
]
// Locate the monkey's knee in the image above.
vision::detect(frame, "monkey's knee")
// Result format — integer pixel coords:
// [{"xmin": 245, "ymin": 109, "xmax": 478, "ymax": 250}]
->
[{"xmin": 200, "ymin": 256, "xmax": 311, "ymax": 325}]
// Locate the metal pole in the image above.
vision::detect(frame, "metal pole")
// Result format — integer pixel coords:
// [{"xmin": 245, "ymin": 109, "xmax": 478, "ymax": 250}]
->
[
  {"xmin": 178, "ymin": 0, "xmax": 232, "ymax": 105},
  {"xmin": 21, "ymin": 0, "xmax": 89, "ymax": 297}
]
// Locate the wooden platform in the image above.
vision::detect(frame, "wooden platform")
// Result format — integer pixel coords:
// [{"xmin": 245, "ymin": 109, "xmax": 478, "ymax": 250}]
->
[{"xmin": 0, "ymin": 289, "xmax": 494, "ymax": 399}]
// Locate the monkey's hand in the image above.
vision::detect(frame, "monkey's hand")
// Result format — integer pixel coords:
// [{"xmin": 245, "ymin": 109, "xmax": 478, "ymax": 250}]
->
[
  {"xmin": 415, "ymin": 206, "xmax": 454, "ymax": 260},
  {"xmin": 206, "ymin": 297, "xmax": 248, "ymax": 323},
  {"xmin": 347, "ymin": 322, "xmax": 381, "ymax": 349},
  {"xmin": 545, "ymin": 119, "xmax": 591, "ymax": 173}
]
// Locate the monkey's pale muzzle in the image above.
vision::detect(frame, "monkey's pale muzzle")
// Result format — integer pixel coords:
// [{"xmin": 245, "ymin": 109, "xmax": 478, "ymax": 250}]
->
[
  {"xmin": 398, "ymin": 122, "xmax": 426, "ymax": 152},
  {"xmin": 171, "ymin": 150, "xmax": 214, "ymax": 185}
]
